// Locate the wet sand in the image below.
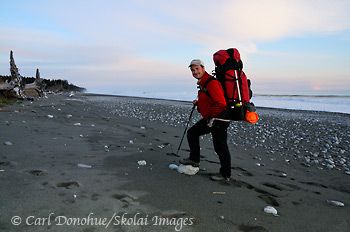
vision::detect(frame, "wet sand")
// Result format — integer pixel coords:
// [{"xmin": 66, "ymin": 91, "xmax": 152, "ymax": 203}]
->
[{"xmin": 0, "ymin": 93, "xmax": 349, "ymax": 232}]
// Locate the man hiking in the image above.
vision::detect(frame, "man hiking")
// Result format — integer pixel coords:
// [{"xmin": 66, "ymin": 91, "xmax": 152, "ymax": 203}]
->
[{"xmin": 180, "ymin": 59, "xmax": 231, "ymax": 181}]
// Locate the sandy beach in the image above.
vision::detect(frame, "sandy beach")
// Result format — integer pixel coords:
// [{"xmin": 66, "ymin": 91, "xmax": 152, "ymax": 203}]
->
[{"xmin": 0, "ymin": 93, "xmax": 349, "ymax": 232}]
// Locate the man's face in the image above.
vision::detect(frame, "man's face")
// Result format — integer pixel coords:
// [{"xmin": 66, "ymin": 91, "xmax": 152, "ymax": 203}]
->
[{"xmin": 190, "ymin": 65, "xmax": 205, "ymax": 80}]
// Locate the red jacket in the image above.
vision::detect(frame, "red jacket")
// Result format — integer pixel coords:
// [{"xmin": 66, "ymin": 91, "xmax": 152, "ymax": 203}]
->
[{"xmin": 196, "ymin": 72, "xmax": 227, "ymax": 119}]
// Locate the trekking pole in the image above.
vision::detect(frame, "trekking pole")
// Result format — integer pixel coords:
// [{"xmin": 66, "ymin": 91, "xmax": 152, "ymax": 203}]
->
[{"xmin": 176, "ymin": 104, "xmax": 196, "ymax": 156}]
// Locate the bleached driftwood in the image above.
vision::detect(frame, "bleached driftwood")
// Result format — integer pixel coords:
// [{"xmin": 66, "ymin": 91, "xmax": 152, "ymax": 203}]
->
[
  {"xmin": 10, "ymin": 50, "xmax": 24, "ymax": 98},
  {"xmin": 1, "ymin": 51, "xmax": 46, "ymax": 98},
  {"xmin": 0, "ymin": 51, "xmax": 19, "ymax": 91},
  {"xmin": 0, "ymin": 80, "xmax": 16, "ymax": 91},
  {"xmin": 0, "ymin": 51, "xmax": 25, "ymax": 98},
  {"xmin": 24, "ymin": 69, "xmax": 46, "ymax": 97}
]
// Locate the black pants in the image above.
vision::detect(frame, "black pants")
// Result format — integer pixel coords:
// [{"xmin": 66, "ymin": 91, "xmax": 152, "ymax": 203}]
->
[{"xmin": 187, "ymin": 118, "xmax": 231, "ymax": 178}]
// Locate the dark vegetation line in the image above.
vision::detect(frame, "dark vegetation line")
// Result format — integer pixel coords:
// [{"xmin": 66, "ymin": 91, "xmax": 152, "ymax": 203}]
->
[{"xmin": 0, "ymin": 75, "xmax": 86, "ymax": 92}]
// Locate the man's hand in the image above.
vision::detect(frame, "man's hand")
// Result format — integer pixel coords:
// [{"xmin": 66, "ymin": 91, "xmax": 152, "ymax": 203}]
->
[{"xmin": 193, "ymin": 100, "xmax": 198, "ymax": 105}]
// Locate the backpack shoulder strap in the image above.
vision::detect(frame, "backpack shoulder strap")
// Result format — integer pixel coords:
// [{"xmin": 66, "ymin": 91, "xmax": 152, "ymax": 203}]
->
[
  {"xmin": 198, "ymin": 77, "xmax": 216, "ymax": 98},
  {"xmin": 203, "ymin": 76, "xmax": 216, "ymax": 89}
]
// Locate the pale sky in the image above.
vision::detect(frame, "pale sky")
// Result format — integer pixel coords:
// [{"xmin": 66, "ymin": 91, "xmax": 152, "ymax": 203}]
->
[{"xmin": 1, "ymin": 0, "xmax": 350, "ymax": 95}]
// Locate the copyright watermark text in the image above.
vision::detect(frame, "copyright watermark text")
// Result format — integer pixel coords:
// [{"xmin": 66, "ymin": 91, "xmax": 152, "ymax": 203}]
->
[{"xmin": 11, "ymin": 213, "xmax": 194, "ymax": 231}]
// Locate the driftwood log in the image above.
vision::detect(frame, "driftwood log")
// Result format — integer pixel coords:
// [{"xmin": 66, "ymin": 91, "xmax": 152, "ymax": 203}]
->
[
  {"xmin": 0, "ymin": 79, "xmax": 16, "ymax": 91},
  {"xmin": 24, "ymin": 69, "xmax": 46, "ymax": 97},
  {"xmin": 0, "ymin": 51, "xmax": 22, "ymax": 93},
  {"xmin": 0, "ymin": 51, "xmax": 46, "ymax": 98}
]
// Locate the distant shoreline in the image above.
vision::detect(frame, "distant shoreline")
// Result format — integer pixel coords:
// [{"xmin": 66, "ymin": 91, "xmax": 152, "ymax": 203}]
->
[{"xmin": 82, "ymin": 92, "xmax": 350, "ymax": 116}]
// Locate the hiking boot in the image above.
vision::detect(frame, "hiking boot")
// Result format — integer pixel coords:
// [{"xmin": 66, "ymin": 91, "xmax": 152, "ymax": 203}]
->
[
  {"xmin": 210, "ymin": 175, "xmax": 230, "ymax": 182},
  {"xmin": 179, "ymin": 158, "xmax": 200, "ymax": 167}
]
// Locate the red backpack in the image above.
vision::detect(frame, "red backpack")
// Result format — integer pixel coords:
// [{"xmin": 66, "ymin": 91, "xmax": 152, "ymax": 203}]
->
[{"xmin": 211, "ymin": 48, "xmax": 258, "ymax": 123}]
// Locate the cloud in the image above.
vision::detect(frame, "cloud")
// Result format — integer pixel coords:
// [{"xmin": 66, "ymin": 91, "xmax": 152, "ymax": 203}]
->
[
  {"xmin": 1, "ymin": 0, "xmax": 349, "ymax": 94},
  {"xmin": 217, "ymin": 0, "xmax": 350, "ymax": 40},
  {"xmin": 107, "ymin": 0, "xmax": 350, "ymax": 60},
  {"xmin": 7, "ymin": 0, "xmax": 349, "ymax": 55}
]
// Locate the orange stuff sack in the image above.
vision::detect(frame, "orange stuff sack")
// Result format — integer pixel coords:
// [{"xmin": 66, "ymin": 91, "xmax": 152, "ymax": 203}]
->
[{"xmin": 244, "ymin": 110, "xmax": 259, "ymax": 124}]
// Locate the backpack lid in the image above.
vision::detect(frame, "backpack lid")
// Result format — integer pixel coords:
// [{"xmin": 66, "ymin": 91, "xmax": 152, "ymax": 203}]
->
[
  {"xmin": 213, "ymin": 48, "xmax": 243, "ymax": 70},
  {"xmin": 213, "ymin": 48, "xmax": 241, "ymax": 66}
]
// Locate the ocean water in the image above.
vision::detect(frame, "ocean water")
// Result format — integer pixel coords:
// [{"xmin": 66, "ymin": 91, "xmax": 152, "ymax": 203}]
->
[
  {"xmin": 101, "ymin": 91, "xmax": 350, "ymax": 115},
  {"xmin": 253, "ymin": 94, "xmax": 350, "ymax": 114}
]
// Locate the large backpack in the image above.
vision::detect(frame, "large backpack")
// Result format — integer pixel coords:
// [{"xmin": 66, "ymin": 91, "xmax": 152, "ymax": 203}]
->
[{"xmin": 204, "ymin": 48, "xmax": 258, "ymax": 123}]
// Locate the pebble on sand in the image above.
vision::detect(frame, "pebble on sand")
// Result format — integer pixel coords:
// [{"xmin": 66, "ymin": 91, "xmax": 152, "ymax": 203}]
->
[
  {"xmin": 137, "ymin": 160, "xmax": 147, "ymax": 166},
  {"xmin": 264, "ymin": 206, "xmax": 278, "ymax": 216},
  {"xmin": 77, "ymin": 163, "xmax": 92, "ymax": 168},
  {"xmin": 327, "ymin": 200, "xmax": 345, "ymax": 207}
]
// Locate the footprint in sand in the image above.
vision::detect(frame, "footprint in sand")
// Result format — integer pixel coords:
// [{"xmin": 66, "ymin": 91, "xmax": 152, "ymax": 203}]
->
[
  {"xmin": 258, "ymin": 194, "xmax": 279, "ymax": 207},
  {"xmin": 237, "ymin": 224, "xmax": 268, "ymax": 232},
  {"xmin": 267, "ymin": 169, "xmax": 287, "ymax": 178},
  {"xmin": 0, "ymin": 161, "xmax": 13, "ymax": 167},
  {"xmin": 110, "ymin": 193, "xmax": 138, "ymax": 207},
  {"xmin": 218, "ymin": 177, "xmax": 281, "ymax": 207},
  {"xmin": 299, "ymin": 181, "xmax": 328, "ymax": 189},
  {"xmin": 280, "ymin": 183, "xmax": 306, "ymax": 191},
  {"xmin": 261, "ymin": 182, "xmax": 285, "ymax": 191},
  {"xmin": 28, "ymin": 170, "xmax": 48, "ymax": 176},
  {"xmin": 232, "ymin": 166, "xmax": 254, "ymax": 177},
  {"xmin": 56, "ymin": 181, "xmax": 80, "ymax": 189}
]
